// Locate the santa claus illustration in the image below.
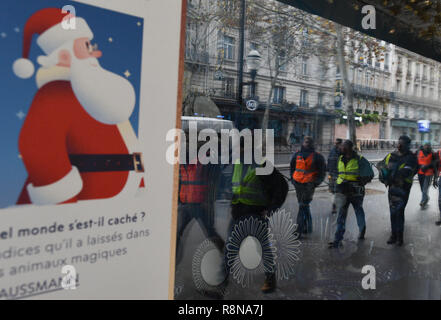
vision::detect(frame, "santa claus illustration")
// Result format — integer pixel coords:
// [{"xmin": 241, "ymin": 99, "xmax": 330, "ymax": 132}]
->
[{"xmin": 13, "ymin": 8, "xmax": 144, "ymax": 205}]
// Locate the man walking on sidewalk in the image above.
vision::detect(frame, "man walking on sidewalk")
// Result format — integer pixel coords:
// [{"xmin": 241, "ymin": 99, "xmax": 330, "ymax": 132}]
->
[
  {"xmin": 417, "ymin": 142, "xmax": 436, "ymax": 209},
  {"xmin": 328, "ymin": 140, "xmax": 374, "ymax": 249},
  {"xmin": 290, "ymin": 136, "xmax": 326, "ymax": 237},
  {"xmin": 379, "ymin": 135, "xmax": 418, "ymax": 246}
]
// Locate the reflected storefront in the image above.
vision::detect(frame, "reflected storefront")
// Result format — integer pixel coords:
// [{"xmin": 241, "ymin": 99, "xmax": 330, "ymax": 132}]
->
[{"xmin": 213, "ymin": 98, "xmax": 337, "ymax": 151}]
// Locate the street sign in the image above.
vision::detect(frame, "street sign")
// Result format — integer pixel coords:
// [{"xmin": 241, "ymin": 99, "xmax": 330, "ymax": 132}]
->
[
  {"xmin": 246, "ymin": 99, "xmax": 258, "ymax": 111},
  {"xmin": 214, "ymin": 70, "xmax": 224, "ymax": 80},
  {"xmin": 418, "ymin": 120, "xmax": 430, "ymax": 133}
]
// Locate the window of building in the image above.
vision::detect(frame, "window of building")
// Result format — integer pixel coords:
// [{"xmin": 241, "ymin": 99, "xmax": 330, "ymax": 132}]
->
[
  {"xmin": 249, "ymin": 42, "xmax": 259, "ymax": 52},
  {"xmin": 248, "ymin": 82, "xmax": 258, "ymax": 98},
  {"xmin": 396, "ymin": 79, "xmax": 401, "ymax": 92},
  {"xmin": 367, "ymin": 55, "xmax": 372, "ymax": 67},
  {"xmin": 414, "ymin": 84, "xmax": 419, "ymax": 96},
  {"xmin": 404, "ymin": 105, "xmax": 409, "ymax": 117},
  {"xmin": 223, "ymin": 0, "xmax": 237, "ymax": 13},
  {"xmin": 384, "ymin": 53, "xmax": 389, "ymax": 70},
  {"xmin": 222, "ymin": 77, "xmax": 235, "ymax": 98},
  {"xmin": 422, "ymin": 86, "xmax": 426, "ymax": 97},
  {"xmin": 410, "ymin": 128, "xmax": 416, "ymax": 140},
  {"xmin": 185, "ymin": 22, "xmax": 206, "ymax": 60},
  {"xmin": 317, "ymin": 92, "xmax": 324, "ymax": 106},
  {"xmin": 273, "ymin": 86, "xmax": 285, "ymax": 104},
  {"xmin": 301, "ymin": 57, "xmax": 308, "ymax": 75},
  {"xmin": 279, "ymin": 50, "xmax": 286, "ymax": 71},
  {"xmin": 299, "ymin": 89, "xmax": 309, "ymax": 107},
  {"xmin": 394, "ymin": 105, "xmax": 400, "ymax": 117},
  {"xmin": 220, "ymin": 34, "xmax": 235, "ymax": 60}
]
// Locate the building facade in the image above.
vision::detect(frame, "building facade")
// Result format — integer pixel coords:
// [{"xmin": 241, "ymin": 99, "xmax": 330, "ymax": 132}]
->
[
  {"xmin": 390, "ymin": 46, "xmax": 441, "ymax": 145},
  {"xmin": 184, "ymin": 0, "xmax": 441, "ymax": 151}
]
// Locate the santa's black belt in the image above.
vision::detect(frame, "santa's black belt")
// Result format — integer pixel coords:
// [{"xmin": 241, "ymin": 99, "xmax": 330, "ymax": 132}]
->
[{"xmin": 69, "ymin": 153, "xmax": 144, "ymax": 173}]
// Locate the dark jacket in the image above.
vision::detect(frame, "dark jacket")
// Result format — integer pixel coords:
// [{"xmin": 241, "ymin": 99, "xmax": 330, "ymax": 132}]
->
[
  {"xmin": 258, "ymin": 164, "xmax": 288, "ymax": 213},
  {"xmin": 290, "ymin": 146, "xmax": 326, "ymax": 187},
  {"xmin": 327, "ymin": 146, "xmax": 341, "ymax": 176},
  {"xmin": 382, "ymin": 150, "xmax": 418, "ymax": 191}
]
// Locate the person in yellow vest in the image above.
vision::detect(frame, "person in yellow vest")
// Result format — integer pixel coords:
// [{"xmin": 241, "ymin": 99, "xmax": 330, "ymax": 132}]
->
[
  {"xmin": 328, "ymin": 140, "xmax": 374, "ymax": 248},
  {"xmin": 228, "ymin": 138, "xmax": 287, "ymax": 294},
  {"xmin": 378, "ymin": 136, "xmax": 418, "ymax": 246},
  {"xmin": 290, "ymin": 136, "xmax": 326, "ymax": 237},
  {"xmin": 417, "ymin": 141, "xmax": 436, "ymax": 209}
]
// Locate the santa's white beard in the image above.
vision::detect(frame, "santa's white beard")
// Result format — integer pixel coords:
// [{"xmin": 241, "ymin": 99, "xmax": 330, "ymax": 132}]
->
[{"xmin": 70, "ymin": 57, "xmax": 136, "ymax": 124}]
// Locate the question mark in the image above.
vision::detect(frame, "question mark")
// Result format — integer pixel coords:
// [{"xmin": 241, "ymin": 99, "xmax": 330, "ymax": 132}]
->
[{"xmin": 141, "ymin": 212, "xmax": 146, "ymax": 221}]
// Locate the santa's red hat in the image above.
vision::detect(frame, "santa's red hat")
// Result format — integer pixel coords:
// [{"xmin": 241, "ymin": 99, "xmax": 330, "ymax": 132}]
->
[{"xmin": 13, "ymin": 7, "xmax": 93, "ymax": 79}]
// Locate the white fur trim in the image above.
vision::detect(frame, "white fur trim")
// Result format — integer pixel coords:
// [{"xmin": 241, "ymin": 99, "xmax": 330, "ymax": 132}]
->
[
  {"xmin": 27, "ymin": 166, "xmax": 83, "ymax": 205},
  {"xmin": 37, "ymin": 17, "xmax": 93, "ymax": 55},
  {"xmin": 13, "ymin": 58, "xmax": 35, "ymax": 79},
  {"xmin": 117, "ymin": 121, "xmax": 140, "ymax": 153},
  {"xmin": 35, "ymin": 65, "xmax": 70, "ymax": 88}
]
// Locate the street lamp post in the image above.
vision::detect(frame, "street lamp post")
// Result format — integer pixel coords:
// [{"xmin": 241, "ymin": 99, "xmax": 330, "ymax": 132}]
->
[
  {"xmin": 235, "ymin": 0, "xmax": 262, "ymax": 130},
  {"xmin": 237, "ymin": 0, "xmax": 246, "ymax": 107},
  {"xmin": 236, "ymin": 50, "xmax": 262, "ymax": 129},
  {"xmin": 246, "ymin": 50, "xmax": 262, "ymax": 99}
]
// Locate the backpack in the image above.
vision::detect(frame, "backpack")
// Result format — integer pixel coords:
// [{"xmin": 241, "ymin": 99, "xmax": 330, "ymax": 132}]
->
[{"xmin": 261, "ymin": 165, "xmax": 289, "ymax": 215}]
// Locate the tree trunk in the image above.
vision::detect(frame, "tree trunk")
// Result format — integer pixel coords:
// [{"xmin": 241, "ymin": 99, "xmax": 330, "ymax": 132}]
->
[
  {"xmin": 335, "ymin": 24, "xmax": 357, "ymax": 146},
  {"xmin": 261, "ymin": 77, "xmax": 277, "ymax": 154}
]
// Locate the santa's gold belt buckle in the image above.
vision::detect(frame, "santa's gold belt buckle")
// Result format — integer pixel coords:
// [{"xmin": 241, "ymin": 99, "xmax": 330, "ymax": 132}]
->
[{"xmin": 133, "ymin": 152, "xmax": 145, "ymax": 173}]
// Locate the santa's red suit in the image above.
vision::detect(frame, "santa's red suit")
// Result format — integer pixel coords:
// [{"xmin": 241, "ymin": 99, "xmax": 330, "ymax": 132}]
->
[
  {"xmin": 13, "ymin": 8, "xmax": 144, "ymax": 205},
  {"xmin": 17, "ymin": 76, "xmax": 143, "ymax": 205}
]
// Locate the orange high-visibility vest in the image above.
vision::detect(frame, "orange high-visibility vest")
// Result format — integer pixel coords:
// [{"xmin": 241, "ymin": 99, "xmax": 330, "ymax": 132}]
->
[
  {"xmin": 293, "ymin": 153, "xmax": 318, "ymax": 183},
  {"xmin": 179, "ymin": 163, "xmax": 208, "ymax": 203},
  {"xmin": 418, "ymin": 150, "xmax": 434, "ymax": 176}
]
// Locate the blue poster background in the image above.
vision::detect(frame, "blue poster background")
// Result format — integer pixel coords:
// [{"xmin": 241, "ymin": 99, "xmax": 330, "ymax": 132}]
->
[{"xmin": 0, "ymin": 0, "xmax": 143, "ymax": 208}]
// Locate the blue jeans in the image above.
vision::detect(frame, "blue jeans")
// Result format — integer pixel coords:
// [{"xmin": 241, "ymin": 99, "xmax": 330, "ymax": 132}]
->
[
  {"xmin": 418, "ymin": 174, "xmax": 432, "ymax": 204},
  {"xmin": 334, "ymin": 194, "xmax": 366, "ymax": 242},
  {"xmin": 388, "ymin": 188, "xmax": 410, "ymax": 235},
  {"xmin": 294, "ymin": 183, "xmax": 315, "ymax": 234}
]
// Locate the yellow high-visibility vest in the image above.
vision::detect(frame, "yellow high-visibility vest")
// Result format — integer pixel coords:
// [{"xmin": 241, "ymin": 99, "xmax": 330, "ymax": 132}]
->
[
  {"xmin": 385, "ymin": 153, "xmax": 414, "ymax": 184},
  {"xmin": 231, "ymin": 161, "xmax": 268, "ymax": 206},
  {"xmin": 337, "ymin": 155, "xmax": 361, "ymax": 184}
]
